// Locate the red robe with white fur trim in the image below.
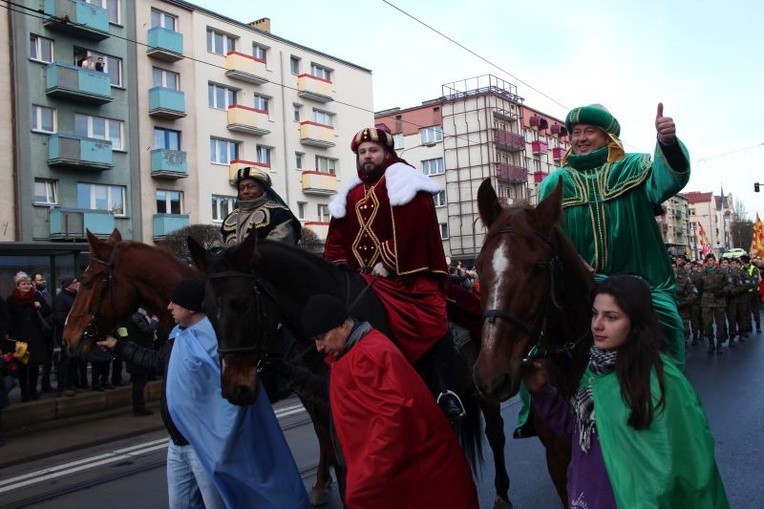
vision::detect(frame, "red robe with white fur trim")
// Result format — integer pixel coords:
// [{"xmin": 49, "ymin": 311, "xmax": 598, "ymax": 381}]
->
[{"xmin": 324, "ymin": 162, "xmax": 449, "ymax": 362}]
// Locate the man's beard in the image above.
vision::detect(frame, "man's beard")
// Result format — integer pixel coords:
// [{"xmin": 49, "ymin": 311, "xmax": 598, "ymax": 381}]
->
[{"xmin": 359, "ymin": 159, "xmax": 381, "ymax": 175}]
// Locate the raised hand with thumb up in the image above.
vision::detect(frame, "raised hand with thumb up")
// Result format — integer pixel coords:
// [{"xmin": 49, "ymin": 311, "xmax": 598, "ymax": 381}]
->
[{"xmin": 655, "ymin": 102, "xmax": 676, "ymax": 145}]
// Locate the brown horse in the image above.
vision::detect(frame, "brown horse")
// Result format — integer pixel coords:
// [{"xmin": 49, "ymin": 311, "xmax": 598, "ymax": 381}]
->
[
  {"xmin": 473, "ymin": 180, "xmax": 593, "ymax": 503},
  {"xmin": 61, "ymin": 229, "xmax": 336, "ymax": 506}
]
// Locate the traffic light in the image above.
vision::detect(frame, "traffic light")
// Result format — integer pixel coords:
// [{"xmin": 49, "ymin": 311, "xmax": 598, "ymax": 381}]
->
[{"xmin": 756, "ymin": 182, "xmax": 761, "ymax": 192}]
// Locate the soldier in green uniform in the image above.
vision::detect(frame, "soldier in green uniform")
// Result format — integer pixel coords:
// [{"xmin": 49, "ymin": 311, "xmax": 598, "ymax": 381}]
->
[
  {"xmin": 697, "ymin": 254, "xmax": 731, "ymax": 354},
  {"xmin": 673, "ymin": 255, "xmax": 697, "ymax": 348},
  {"xmin": 742, "ymin": 255, "xmax": 762, "ymax": 334},
  {"xmin": 689, "ymin": 261, "xmax": 705, "ymax": 344},
  {"xmin": 721, "ymin": 258, "xmax": 744, "ymax": 347}
]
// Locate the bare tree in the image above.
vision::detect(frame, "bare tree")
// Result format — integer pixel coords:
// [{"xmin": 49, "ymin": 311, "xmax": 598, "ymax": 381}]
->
[
  {"xmin": 734, "ymin": 198, "xmax": 748, "ymax": 222},
  {"xmin": 730, "ymin": 219, "xmax": 754, "ymax": 251},
  {"xmin": 298, "ymin": 227, "xmax": 324, "ymax": 255},
  {"xmin": 157, "ymin": 224, "xmax": 222, "ymax": 261}
]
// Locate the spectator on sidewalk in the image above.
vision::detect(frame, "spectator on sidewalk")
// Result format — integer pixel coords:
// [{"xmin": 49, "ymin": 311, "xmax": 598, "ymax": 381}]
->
[
  {"xmin": 116, "ymin": 309, "xmax": 160, "ymax": 416},
  {"xmin": 51, "ymin": 277, "xmax": 80, "ymax": 397},
  {"xmin": 32, "ymin": 272, "xmax": 55, "ymax": 393}
]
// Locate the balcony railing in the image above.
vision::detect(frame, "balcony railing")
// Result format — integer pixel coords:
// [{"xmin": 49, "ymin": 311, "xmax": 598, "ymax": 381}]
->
[
  {"xmin": 49, "ymin": 207, "xmax": 115, "ymax": 240},
  {"xmin": 225, "ymin": 51, "xmax": 268, "ymax": 85},
  {"xmin": 228, "ymin": 160, "xmax": 268, "ymax": 185},
  {"xmin": 301, "ymin": 171, "xmax": 338, "ymax": 196},
  {"xmin": 492, "ymin": 128, "xmax": 524, "ymax": 152},
  {"xmin": 46, "ymin": 62, "xmax": 112, "ymax": 104},
  {"xmin": 552, "ymin": 146, "xmax": 566, "ymax": 161},
  {"xmin": 531, "ymin": 140, "xmax": 549, "ymax": 154},
  {"xmin": 227, "ymin": 105, "xmax": 271, "ymax": 135},
  {"xmin": 153, "ymin": 214, "xmax": 190, "ymax": 239},
  {"xmin": 529, "ymin": 115, "xmax": 549, "ymax": 130},
  {"xmin": 48, "ymin": 134, "xmax": 113, "ymax": 170},
  {"xmin": 533, "ymin": 170, "xmax": 548, "ymax": 184},
  {"xmin": 150, "ymin": 149, "xmax": 188, "ymax": 178},
  {"xmin": 148, "ymin": 87, "xmax": 186, "ymax": 119},
  {"xmin": 299, "ymin": 121, "xmax": 335, "ymax": 148},
  {"xmin": 146, "ymin": 27, "xmax": 184, "ymax": 61},
  {"xmin": 43, "ymin": 0, "xmax": 109, "ymax": 40},
  {"xmin": 550, "ymin": 124, "xmax": 568, "ymax": 136},
  {"xmin": 303, "ymin": 221, "xmax": 329, "ymax": 241},
  {"xmin": 297, "ymin": 74, "xmax": 334, "ymax": 103},
  {"xmin": 496, "ymin": 163, "xmax": 527, "ymax": 184}
]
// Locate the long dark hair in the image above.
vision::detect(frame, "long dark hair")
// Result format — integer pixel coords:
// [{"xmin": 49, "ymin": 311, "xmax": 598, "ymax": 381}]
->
[{"xmin": 592, "ymin": 274, "xmax": 666, "ymax": 430}]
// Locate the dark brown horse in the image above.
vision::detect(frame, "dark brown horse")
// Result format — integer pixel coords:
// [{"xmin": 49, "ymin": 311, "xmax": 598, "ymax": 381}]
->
[{"xmin": 473, "ymin": 180, "xmax": 593, "ymax": 503}]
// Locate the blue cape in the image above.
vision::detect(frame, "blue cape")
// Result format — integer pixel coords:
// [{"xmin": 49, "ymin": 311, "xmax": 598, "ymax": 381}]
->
[{"xmin": 166, "ymin": 317, "xmax": 309, "ymax": 509}]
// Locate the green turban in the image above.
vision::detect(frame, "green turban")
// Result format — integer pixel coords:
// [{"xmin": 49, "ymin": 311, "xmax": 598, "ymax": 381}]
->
[{"xmin": 566, "ymin": 104, "xmax": 621, "ymax": 137}]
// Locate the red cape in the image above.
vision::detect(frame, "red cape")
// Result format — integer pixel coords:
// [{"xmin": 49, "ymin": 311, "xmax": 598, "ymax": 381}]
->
[{"xmin": 330, "ymin": 330, "xmax": 478, "ymax": 509}]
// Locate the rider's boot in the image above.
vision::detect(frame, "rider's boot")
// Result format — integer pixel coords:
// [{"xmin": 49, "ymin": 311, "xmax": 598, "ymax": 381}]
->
[{"xmin": 429, "ymin": 334, "xmax": 466, "ymax": 421}]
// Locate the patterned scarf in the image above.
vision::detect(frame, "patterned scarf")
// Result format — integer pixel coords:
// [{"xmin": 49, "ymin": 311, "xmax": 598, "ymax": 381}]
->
[{"xmin": 570, "ymin": 346, "xmax": 618, "ymax": 453}]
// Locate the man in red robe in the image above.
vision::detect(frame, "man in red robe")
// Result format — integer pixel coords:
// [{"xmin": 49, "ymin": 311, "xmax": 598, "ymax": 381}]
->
[
  {"xmin": 324, "ymin": 127, "xmax": 464, "ymax": 419},
  {"xmin": 301, "ymin": 294, "xmax": 479, "ymax": 509}
]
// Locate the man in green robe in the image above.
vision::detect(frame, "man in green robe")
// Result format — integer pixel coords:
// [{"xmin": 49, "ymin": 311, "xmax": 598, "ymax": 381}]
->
[{"xmin": 516, "ymin": 103, "xmax": 690, "ymax": 438}]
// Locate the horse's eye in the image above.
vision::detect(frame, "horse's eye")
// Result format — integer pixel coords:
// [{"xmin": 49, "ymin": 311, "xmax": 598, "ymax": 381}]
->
[{"xmin": 531, "ymin": 263, "xmax": 546, "ymax": 277}]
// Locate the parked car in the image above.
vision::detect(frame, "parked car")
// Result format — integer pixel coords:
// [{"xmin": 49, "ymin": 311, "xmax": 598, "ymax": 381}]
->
[{"xmin": 722, "ymin": 248, "xmax": 747, "ymax": 259}]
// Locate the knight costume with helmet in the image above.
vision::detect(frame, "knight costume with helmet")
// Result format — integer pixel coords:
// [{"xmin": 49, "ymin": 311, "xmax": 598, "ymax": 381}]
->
[{"xmin": 221, "ymin": 166, "xmax": 301, "ymax": 246}]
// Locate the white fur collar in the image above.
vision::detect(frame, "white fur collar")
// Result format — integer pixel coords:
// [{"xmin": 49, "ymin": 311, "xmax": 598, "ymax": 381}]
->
[{"xmin": 328, "ymin": 162, "xmax": 442, "ymax": 219}]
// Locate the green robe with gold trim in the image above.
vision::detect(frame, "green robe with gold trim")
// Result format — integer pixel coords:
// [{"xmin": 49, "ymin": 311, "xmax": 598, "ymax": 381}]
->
[{"xmin": 539, "ymin": 141, "xmax": 690, "ymax": 368}]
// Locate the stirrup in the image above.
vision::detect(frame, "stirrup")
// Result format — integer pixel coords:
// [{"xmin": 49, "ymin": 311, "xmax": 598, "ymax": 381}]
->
[{"xmin": 437, "ymin": 390, "xmax": 466, "ymax": 419}]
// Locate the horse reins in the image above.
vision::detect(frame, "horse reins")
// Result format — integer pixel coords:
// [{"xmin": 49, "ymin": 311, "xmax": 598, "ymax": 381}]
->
[{"xmin": 82, "ymin": 244, "xmax": 119, "ymax": 341}]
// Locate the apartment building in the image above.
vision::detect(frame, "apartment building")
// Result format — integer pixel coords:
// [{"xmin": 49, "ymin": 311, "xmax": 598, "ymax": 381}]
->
[
  {"xmin": 0, "ymin": 9, "xmax": 14, "ymax": 241},
  {"xmin": 4, "ymin": 0, "xmax": 372, "ymax": 244},
  {"xmin": 682, "ymin": 190, "xmax": 736, "ymax": 259},
  {"xmin": 655, "ymin": 194, "xmax": 691, "ymax": 257}
]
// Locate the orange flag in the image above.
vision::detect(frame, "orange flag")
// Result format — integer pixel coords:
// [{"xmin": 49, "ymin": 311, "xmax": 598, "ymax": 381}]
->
[
  {"xmin": 698, "ymin": 222, "xmax": 712, "ymax": 258},
  {"xmin": 751, "ymin": 213, "xmax": 764, "ymax": 257}
]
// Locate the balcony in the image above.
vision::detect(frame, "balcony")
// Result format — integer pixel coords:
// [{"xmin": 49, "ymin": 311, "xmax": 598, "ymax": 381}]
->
[
  {"xmin": 225, "ymin": 52, "xmax": 268, "ymax": 85},
  {"xmin": 495, "ymin": 163, "xmax": 527, "ymax": 184},
  {"xmin": 531, "ymin": 140, "xmax": 549, "ymax": 155},
  {"xmin": 228, "ymin": 160, "xmax": 268, "ymax": 185},
  {"xmin": 529, "ymin": 115, "xmax": 549, "ymax": 130},
  {"xmin": 146, "ymin": 27, "xmax": 184, "ymax": 62},
  {"xmin": 550, "ymin": 124, "xmax": 568, "ymax": 137},
  {"xmin": 492, "ymin": 128, "xmax": 524, "ymax": 152},
  {"xmin": 533, "ymin": 171, "xmax": 548, "ymax": 184},
  {"xmin": 301, "ymin": 171, "xmax": 338, "ymax": 196},
  {"xmin": 43, "ymin": 0, "xmax": 109, "ymax": 41},
  {"xmin": 148, "ymin": 87, "xmax": 186, "ymax": 119},
  {"xmin": 299, "ymin": 121, "xmax": 335, "ymax": 148},
  {"xmin": 552, "ymin": 146, "xmax": 566, "ymax": 161},
  {"xmin": 49, "ymin": 207, "xmax": 115, "ymax": 240},
  {"xmin": 46, "ymin": 63, "xmax": 112, "ymax": 104},
  {"xmin": 227, "ymin": 105, "xmax": 271, "ymax": 135},
  {"xmin": 153, "ymin": 214, "xmax": 190, "ymax": 239},
  {"xmin": 304, "ymin": 222, "xmax": 329, "ymax": 241},
  {"xmin": 297, "ymin": 74, "xmax": 334, "ymax": 103},
  {"xmin": 150, "ymin": 149, "xmax": 188, "ymax": 179},
  {"xmin": 48, "ymin": 134, "xmax": 113, "ymax": 171}
]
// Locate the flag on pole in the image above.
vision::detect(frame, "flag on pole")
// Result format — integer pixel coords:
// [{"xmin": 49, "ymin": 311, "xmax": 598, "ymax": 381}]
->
[
  {"xmin": 751, "ymin": 213, "xmax": 764, "ymax": 258},
  {"xmin": 698, "ymin": 222, "xmax": 712, "ymax": 258}
]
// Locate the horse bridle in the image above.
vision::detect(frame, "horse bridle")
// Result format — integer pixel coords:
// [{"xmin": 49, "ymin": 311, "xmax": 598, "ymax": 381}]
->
[
  {"xmin": 82, "ymin": 244, "xmax": 119, "ymax": 342},
  {"xmin": 482, "ymin": 225, "xmax": 589, "ymax": 366}
]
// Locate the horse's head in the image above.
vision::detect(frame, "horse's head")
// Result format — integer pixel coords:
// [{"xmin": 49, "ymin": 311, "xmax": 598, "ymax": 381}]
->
[
  {"xmin": 189, "ymin": 231, "xmax": 281, "ymax": 406},
  {"xmin": 473, "ymin": 180, "xmax": 590, "ymax": 401},
  {"xmin": 64, "ymin": 229, "xmax": 140, "ymax": 356}
]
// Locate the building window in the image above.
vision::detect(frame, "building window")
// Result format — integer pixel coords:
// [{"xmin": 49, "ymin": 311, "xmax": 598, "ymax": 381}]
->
[
  {"xmin": 207, "ymin": 28, "xmax": 235, "ymax": 55},
  {"xmin": 152, "ymin": 67, "xmax": 179, "ymax": 89},
  {"xmin": 208, "ymin": 83, "xmax": 237, "ymax": 110},
  {"xmin": 439, "ymin": 222, "xmax": 449, "ymax": 239},
  {"xmin": 77, "ymin": 183, "xmax": 125, "ymax": 215},
  {"xmin": 29, "ymin": 34, "xmax": 53, "ymax": 63},
  {"xmin": 154, "ymin": 127, "xmax": 181, "ymax": 150},
  {"xmin": 313, "ymin": 109, "xmax": 333, "ymax": 127},
  {"xmin": 85, "ymin": 0, "xmax": 120, "ymax": 24},
  {"xmin": 297, "ymin": 201, "xmax": 306, "ymax": 220},
  {"xmin": 156, "ymin": 189, "xmax": 182, "ymax": 214},
  {"xmin": 210, "ymin": 137, "xmax": 239, "ymax": 164},
  {"xmin": 252, "ymin": 43, "xmax": 267, "ymax": 62},
  {"xmin": 34, "ymin": 179, "xmax": 57, "ymax": 205},
  {"xmin": 256, "ymin": 145, "xmax": 272, "ymax": 166},
  {"xmin": 310, "ymin": 63, "xmax": 332, "ymax": 81},
  {"xmin": 433, "ymin": 190, "xmax": 446, "ymax": 207},
  {"xmin": 32, "ymin": 105, "xmax": 56, "ymax": 133},
  {"xmin": 151, "ymin": 8, "xmax": 177, "ymax": 31},
  {"xmin": 422, "ymin": 158, "xmax": 445, "ymax": 176},
  {"xmin": 75, "ymin": 49, "xmax": 122, "ymax": 86},
  {"xmin": 211, "ymin": 195, "xmax": 235, "ymax": 222},
  {"xmin": 252, "ymin": 93, "xmax": 269, "ymax": 113},
  {"xmin": 317, "ymin": 203, "xmax": 330, "ymax": 222},
  {"xmin": 420, "ymin": 126, "xmax": 443, "ymax": 145},
  {"xmin": 315, "ymin": 155, "xmax": 337, "ymax": 174},
  {"xmin": 74, "ymin": 114, "xmax": 124, "ymax": 150},
  {"xmin": 295, "ymin": 152, "xmax": 304, "ymax": 169},
  {"xmin": 290, "ymin": 56, "xmax": 300, "ymax": 75},
  {"xmin": 293, "ymin": 104, "xmax": 301, "ymax": 121},
  {"xmin": 393, "ymin": 133, "xmax": 404, "ymax": 150}
]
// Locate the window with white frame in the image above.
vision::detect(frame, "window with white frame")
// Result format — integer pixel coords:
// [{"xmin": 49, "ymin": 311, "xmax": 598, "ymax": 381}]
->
[
  {"xmin": 156, "ymin": 189, "xmax": 182, "ymax": 214},
  {"xmin": 293, "ymin": 104, "xmax": 301, "ymax": 121},
  {"xmin": 252, "ymin": 93, "xmax": 269, "ymax": 113},
  {"xmin": 393, "ymin": 133, "xmax": 404, "ymax": 150},
  {"xmin": 420, "ymin": 126, "xmax": 443, "ymax": 144},
  {"xmin": 297, "ymin": 201, "xmax": 306, "ymax": 220},
  {"xmin": 154, "ymin": 127, "xmax": 181, "ymax": 150},
  {"xmin": 290, "ymin": 56, "xmax": 300, "ymax": 75},
  {"xmin": 32, "ymin": 105, "xmax": 56, "ymax": 133},
  {"xmin": 317, "ymin": 203, "xmax": 330, "ymax": 222},
  {"xmin": 315, "ymin": 155, "xmax": 337, "ymax": 174},
  {"xmin": 422, "ymin": 158, "xmax": 445, "ymax": 176},
  {"xmin": 439, "ymin": 222, "xmax": 449, "ymax": 239},
  {"xmin": 313, "ymin": 109, "xmax": 333, "ymax": 127},
  {"xmin": 152, "ymin": 67, "xmax": 179, "ymax": 89},
  {"xmin": 252, "ymin": 43, "xmax": 267, "ymax": 62},
  {"xmin": 77, "ymin": 183, "xmax": 125, "ymax": 215},
  {"xmin": 78, "ymin": 50, "xmax": 122, "ymax": 87},
  {"xmin": 210, "ymin": 137, "xmax": 239, "ymax": 164},
  {"xmin": 29, "ymin": 34, "xmax": 53, "ymax": 63},
  {"xmin": 34, "ymin": 179, "xmax": 57, "ymax": 205},
  {"xmin": 295, "ymin": 152, "xmax": 304, "ymax": 169},
  {"xmin": 74, "ymin": 114, "xmax": 124, "ymax": 150},
  {"xmin": 310, "ymin": 63, "xmax": 332, "ymax": 81},
  {"xmin": 207, "ymin": 28, "xmax": 235, "ymax": 55},
  {"xmin": 433, "ymin": 190, "xmax": 446, "ymax": 207},
  {"xmin": 256, "ymin": 145, "xmax": 272, "ymax": 166},
  {"xmin": 208, "ymin": 83, "xmax": 237, "ymax": 110},
  {"xmin": 150, "ymin": 8, "xmax": 177, "ymax": 31},
  {"xmin": 85, "ymin": 0, "xmax": 120, "ymax": 24},
  {"xmin": 211, "ymin": 195, "xmax": 236, "ymax": 222}
]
